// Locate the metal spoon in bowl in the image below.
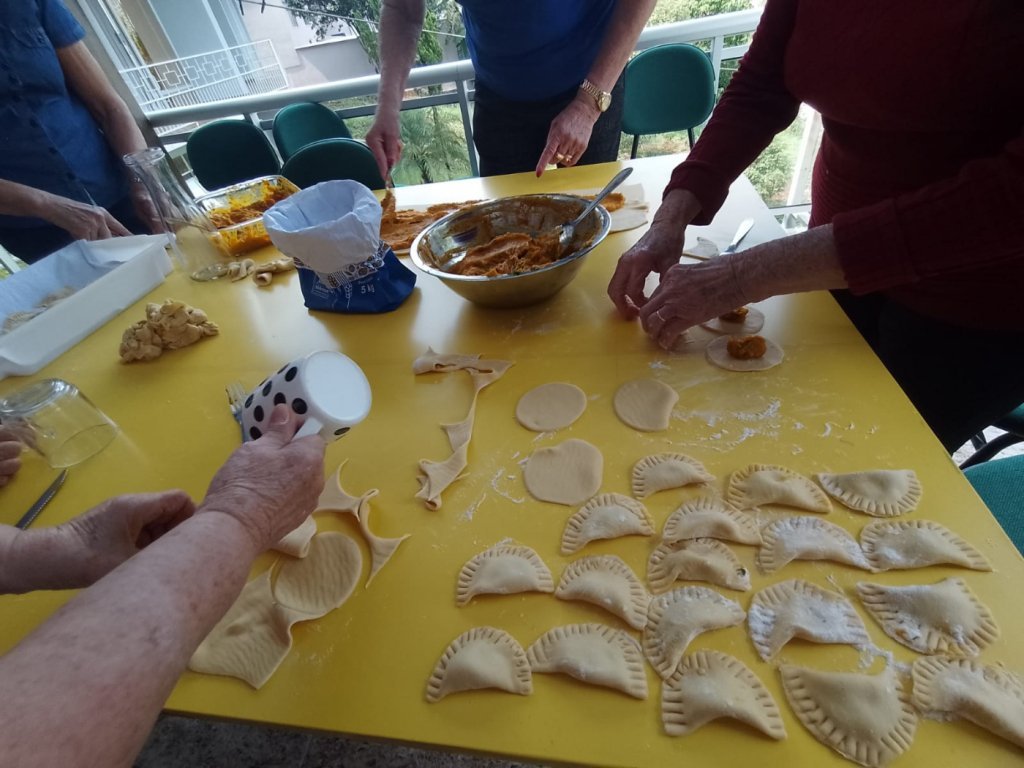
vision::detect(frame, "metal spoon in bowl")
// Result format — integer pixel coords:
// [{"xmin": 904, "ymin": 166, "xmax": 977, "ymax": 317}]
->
[{"xmin": 558, "ymin": 166, "xmax": 633, "ymax": 252}]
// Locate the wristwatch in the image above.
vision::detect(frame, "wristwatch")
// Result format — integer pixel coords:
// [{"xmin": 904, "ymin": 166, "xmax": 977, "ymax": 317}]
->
[{"xmin": 579, "ymin": 78, "xmax": 612, "ymax": 113}]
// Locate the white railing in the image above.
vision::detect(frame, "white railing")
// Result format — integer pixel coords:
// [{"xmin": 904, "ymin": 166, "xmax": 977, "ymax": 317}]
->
[
  {"xmin": 141, "ymin": 10, "xmax": 763, "ymax": 176},
  {"xmin": 120, "ymin": 40, "xmax": 288, "ymax": 135}
]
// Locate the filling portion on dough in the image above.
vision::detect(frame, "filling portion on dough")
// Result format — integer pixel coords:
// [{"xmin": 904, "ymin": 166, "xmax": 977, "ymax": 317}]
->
[{"xmin": 727, "ymin": 334, "xmax": 767, "ymax": 360}]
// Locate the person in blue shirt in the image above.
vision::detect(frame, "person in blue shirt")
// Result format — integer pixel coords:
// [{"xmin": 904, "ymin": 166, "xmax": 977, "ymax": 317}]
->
[
  {"xmin": 366, "ymin": 0, "xmax": 655, "ymax": 179},
  {"xmin": 0, "ymin": 0, "xmax": 158, "ymax": 263}
]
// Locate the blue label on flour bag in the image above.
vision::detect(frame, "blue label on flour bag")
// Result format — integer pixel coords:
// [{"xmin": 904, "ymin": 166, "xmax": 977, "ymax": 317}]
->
[{"xmin": 295, "ymin": 240, "xmax": 416, "ymax": 313}]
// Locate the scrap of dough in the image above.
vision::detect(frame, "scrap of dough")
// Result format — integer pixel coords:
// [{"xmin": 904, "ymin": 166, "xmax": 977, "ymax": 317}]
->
[
  {"xmin": 413, "ymin": 348, "xmax": 513, "ymax": 509},
  {"xmin": 560, "ymin": 493, "xmax": 654, "ymax": 554},
  {"xmin": 758, "ymin": 516, "xmax": 872, "ymax": 574},
  {"xmin": 119, "ymin": 299, "xmax": 219, "ymax": 363},
  {"xmin": 644, "ymin": 586, "xmax": 745, "ymax": 679},
  {"xmin": 456, "ymin": 543, "xmax": 554, "ymax": 605},
  {"xmin": 523, "ymin": 438, "xmax": 603, "ymax": 506},
  {"xmin": 426, "ymin": 626, "xmax": 532, "ymax": 702},
  {"xmin": 662, "ymin": 650, "xmax": 786, "ymax": 739},
  {"xmin": 700, "ymin": 306, "xmax": 766, "ymax": 336},
  {"xmin": 780, "ymin": 665, "xmax": 917, "ymax": 768},
  {"xmin": 274, "ymin": 532, "xmax": 363, "ymax": 616},
  {"xmin": 817, "ymin": 469, "xmax": 922, "ymax": 517},
  {"xmin": 555, "ymin": 555, "xmax": 650, "ymax": 630},
  {"xmin": 856, "ymin": 578, "xmax": 998, "ymax": 656},
  {"xmin": 727, "ymin": 464, "xmax": 832, "ymax": 513},
  {"xmin": 515, "ymin": 382, "xmax": 587, "ymax": 431},
  {"xmin": 631, "ymin": 453, "xmax": 714, "ymax": 499},
  {"xmin": 747, "ymin": 579, "xmax": 870, "ymax": 661},
  {"xmin": 189, "ymin": 532, "xmax": 362, "ymax": 689},
  {"xmin": 911, "ymin": 656, "xmax": 1024, "ymax": 749},
  {"xmin": 860, "ymin": 519, "xmax": 991, "ymax": 572},
  {"xmin": 272, "ymin": 515, "xmax": 317, "ymax": 558},
  {"xmin": 527, "ymin": 623, "xmax": 648, "ymax": 699},
  {"xmin": 662, "ymin": 497, "xmax": 762, "ymax": 546},
  {"xmin": 705, "ymin": 334, "xmax": 784, "ymax": 372},
  {"xmin": 188, "ymin": 570, "xmax": 292, "ymax": 689},
  {"xmin": 648, "ymin": 538, "xmax": 751, "ymax": 593},
  {"xmin": 316, "ymin": 461, "xmax": 366, "ymax": 516},
  {"xmin": 613, "ymin": 379, "xmax": 678, "ymax": 431}
]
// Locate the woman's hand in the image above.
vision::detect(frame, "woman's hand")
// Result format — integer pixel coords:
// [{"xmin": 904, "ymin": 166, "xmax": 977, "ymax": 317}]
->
[
  {"xmin": 365, "ymin": 113, "xmax": 403, "ymax": 182},
  {"xmin": 0, "ymin": 429, "xmax": 22, "ymax": 487},
  {"xmin": 535, "ymin": 96, "xmax": 600, "ymax": 176},
  {"xmin": 38, "ymin": 192, "xmax": 131, "ymax": 241},
  {"xmin": 200, "ymin": 405, "xmax": 325, "ymax": 551}
]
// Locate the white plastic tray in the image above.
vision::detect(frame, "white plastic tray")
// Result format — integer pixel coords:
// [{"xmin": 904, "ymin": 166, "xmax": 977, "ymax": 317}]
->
[{"xmin": 0, "ymin": 235, "xmax": 172, "ymax": 379}]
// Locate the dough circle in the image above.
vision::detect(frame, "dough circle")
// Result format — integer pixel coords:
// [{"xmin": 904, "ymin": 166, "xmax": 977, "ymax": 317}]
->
[
  {"xmin": 613, "ymin": 379, "xmax": 678, "ymax": 431},
  {"xmin": 701, "ymin": 306, "xmax": 766, "ymax": 335},
  {"xmin": 705, "ymin": 335, "xmax": 784, "ymax": 372},
  {"xmin": 523, "ymin": 438, "xmax": 604, "ymax": 505},
  {"xmin": 515, "ymin": 382, "xmax": 587, "ymax": 431}
]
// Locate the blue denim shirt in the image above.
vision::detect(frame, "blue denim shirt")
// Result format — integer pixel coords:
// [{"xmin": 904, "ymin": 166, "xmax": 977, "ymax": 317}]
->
[
  {"xmin": 459, "ymin": 0, "xmax": 616, "ymax": 102},
  {"xmin": 0, "ymin": 0, "xmax": 128, "ymax": 229}
]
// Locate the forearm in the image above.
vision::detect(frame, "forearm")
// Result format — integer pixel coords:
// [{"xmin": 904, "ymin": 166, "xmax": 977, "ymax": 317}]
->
[
  {"xmin": 0, "ymin": 510, "xmax": 260, "ymax": 768},
  {"xmin": 0, "ymin": 525, "xmax": 87, "ymax": 594},
  {"xmin": 584, "ymin": 0, "xmax": 657, "ymax": 91},
  {"xmin": 731, "ymin": 223, "xmax": 848, "ymax": 302},
  {"xmin": 376, "ymin": 0, "xmax": 426, "ymax": 118},
  {"xmin": 0, "ymin": 179, "xmax": 48, "ymax": 220}
]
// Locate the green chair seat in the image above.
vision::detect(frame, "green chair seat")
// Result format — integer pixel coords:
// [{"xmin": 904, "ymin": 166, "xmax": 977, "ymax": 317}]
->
[
  {"xmin": 281, "ymin": 138, "xmax": 386, "ymax": 190},
  {"xmin": 186, "ymin": 120, "xmax": 280, "ymax": 191},
  {"xmin": 272, "ymin": 102, "xmax": 353, "ymax": 162},
  {"xmin": 622, "ymin": 43, "xmax": 717, "ymax": 159},
  {"xmin": 963, "ymin": 453, "xmax": 1024, "ymax": 555}
]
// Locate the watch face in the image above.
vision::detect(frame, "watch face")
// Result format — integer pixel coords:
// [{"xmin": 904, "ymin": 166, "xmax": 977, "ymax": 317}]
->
[{"xmin": 598, "ymin": 92, "xmax": 611, "ymax": 112}]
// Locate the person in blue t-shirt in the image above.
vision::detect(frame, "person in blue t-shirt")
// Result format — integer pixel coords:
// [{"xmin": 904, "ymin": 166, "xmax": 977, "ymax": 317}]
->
[
  {"xmin": 0, "ymin": 0, "xmax": 158, "ymax": 263},
  {"xmin": 366, "ymin": 0, "xmax": 655, "ymax": 179}
]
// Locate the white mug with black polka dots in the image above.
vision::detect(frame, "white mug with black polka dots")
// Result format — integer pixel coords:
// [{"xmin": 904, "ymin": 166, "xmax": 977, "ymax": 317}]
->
[{"xmin": 240, "ymin": 350, "xmax": 371, "ymax": 443}]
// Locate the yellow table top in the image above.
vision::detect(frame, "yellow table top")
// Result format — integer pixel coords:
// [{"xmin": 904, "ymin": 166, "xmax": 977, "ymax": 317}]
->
[{"xmin": 1, "ymin": 156, "xmax": 1021, "ymax": 767}]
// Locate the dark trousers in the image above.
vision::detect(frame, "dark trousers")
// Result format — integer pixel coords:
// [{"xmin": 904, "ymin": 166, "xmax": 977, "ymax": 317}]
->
[
  {"xmin": 832, "ymin": 289, "xmax": 1024, "ymax": 452},
  {"xmin": 472, "ymin": 77, "xmax": 625, "ymax": 177},
  {"xmin": 0, "ymin": 195, "xmax": 149, "ymax": 264}
]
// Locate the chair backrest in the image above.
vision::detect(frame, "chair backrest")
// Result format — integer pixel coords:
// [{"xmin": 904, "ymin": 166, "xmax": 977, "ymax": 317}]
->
[
  {"xmin": 963, "ymin": 453, "xmax": 1024, "ymax": 555},
  {"xmin": 281, "ymin": 138, "xmax": 386, "ymax": 190},
  {"xmin": 622, "ymin": 43, "xmax": 717, "ymax": 139},
  {"xmin": 186, "ymin": 120, "xmax": 280, "ymax": 191},
  {"xmin": 272, "ymin": 102, "xmax": 353, "ymax": 161}
]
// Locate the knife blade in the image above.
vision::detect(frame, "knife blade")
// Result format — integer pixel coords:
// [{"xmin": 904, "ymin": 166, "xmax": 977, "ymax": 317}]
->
[
  {"xmin": 15, "ymin": 469, "xmax": 68, "ymax": 530},
  {"xmin": 721, "ymin": 217, "xmax": 755, "ymax": 255}
]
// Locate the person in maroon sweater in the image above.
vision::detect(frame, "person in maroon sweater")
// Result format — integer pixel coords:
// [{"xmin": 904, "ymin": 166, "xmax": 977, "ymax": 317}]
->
[{"xmin": 608, "ymin": 0, "xmax": 1024, "ymax": 452}]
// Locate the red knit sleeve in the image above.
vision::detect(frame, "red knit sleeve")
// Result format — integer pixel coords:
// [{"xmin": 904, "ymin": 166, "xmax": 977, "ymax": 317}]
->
[
  {"xmin": 663, "ymin": 0, "xmax": 800, "ymax": 224},
  {"xmin": 834, "ymin": 129, "xmax": 1024, "ymax": 293}
]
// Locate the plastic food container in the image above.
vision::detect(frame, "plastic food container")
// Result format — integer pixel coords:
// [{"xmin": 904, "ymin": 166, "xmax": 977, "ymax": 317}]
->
[
  {"xmin": 0, "ymin": 235, "xmax": 172, "ymax": 379},
  {"xmin": 196, "ymin": 175, "xmax": 299, "ymax": 256}
]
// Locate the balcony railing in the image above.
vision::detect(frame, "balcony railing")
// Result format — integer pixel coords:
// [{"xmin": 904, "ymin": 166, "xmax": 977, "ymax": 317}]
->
[
  {"xmin": 120, "ymin": 40, "xmax": 288, "ymax": 136},
  {"xmin": 142, "ymin": 9, "xmax": 764, "ymax": 176}
]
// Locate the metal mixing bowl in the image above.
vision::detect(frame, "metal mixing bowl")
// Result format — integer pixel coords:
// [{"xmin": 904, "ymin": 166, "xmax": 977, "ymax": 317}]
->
[{"xmin": 409, "ymin": 193, "xmax": 611, "ymax": 308}]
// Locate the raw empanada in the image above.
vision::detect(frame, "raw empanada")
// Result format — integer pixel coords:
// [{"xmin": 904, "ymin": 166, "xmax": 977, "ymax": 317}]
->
[
  {"xmin": 911, "ymin": 656, "xmax": 1024, "ymax": 749},
  {"xmin": 561, "ymin": 493, "xmax": 654, "ymax": 555},
  {"xmin": 747, "ymin": 579, "xmax": 870, "ymax": 661},
  {"xmin": 527, "ymin": 623, "xmax": 647, "ymax": 699},
  {"xmin": 613, "ymin": 378, "xmax": 678, "ymax": 431},
  {"xmin": 426, "ymin": 626, "xmax": 532, "ymax": 702},
  {"xmin": 780, "ymin": 665, "xmax": 917, "ymax": 768},
  {"xmin": 705, "ymin": 334, "xmax": 784, "ymax": 372},
  {"xmin": 555, "ymin": 555, "xmax": 650, "ymax": 630},
  {"xmin": 817, "ymin": 469, "xmax": 922, "ymax": 517},
  {"xmin": 523, "ymin": 438, "xmax": 603, "ymax": 506},
  {"xmin": 860, "ymin": 519, "xmax": 991, "ymax": 572},
  {"xmin": 631, "ymin": 453, "xmax": 714, "ymax": 499},
  {"xmin": 662, "ymin": 650, "xmax": 785, "ymax": 739},
  {"xmin": 644, "ymin": 586, "xmax": 745, "ymax": 679},
  {"xmin": 757, "ymin": 516, "xmax": 872, "ymax": 574},
  {"xmin": 649, "ymin": 538, "xmax": 751, "ymax": 592},
  {"xmin": 662, "ymin": 496, "xmax": 761, "ymax": 546},
  {"xmin": 701, "ymin": 306, "xmax": 766, "ymax": 336},
  {"xmin": 456, "ymin": 543, "xmax": 554, "ymax": 605},
  {"xmin": 727, "ymin": 464, "xmax": 832, "ymax": 514},
  {"xmin": 856, "ymin": 578, "xmax": 998, "ymax": 656}
]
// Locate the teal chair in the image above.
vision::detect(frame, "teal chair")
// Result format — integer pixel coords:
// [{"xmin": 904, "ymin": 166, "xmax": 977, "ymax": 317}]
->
[
  {"xmin": 281, "ymin": 138, "xmax": 386, "ymax": 190},
  {"xmin": 622, "ymin": 43, "xmax": 717, "ymax": 159},
  {"xmin": 186, "ymin": 120, "xmax": 280, "ymax": 191},
  {"xmin": 272, "ymin": 102, "xmax": 353, "ymax": 161},
  {"xmin": 963, "ymin": 453, "xmax": 1024, "ymax": 555},
  {"xmin": 960, "ymin": 404, "xmax": 1024, "ymax": 468}
]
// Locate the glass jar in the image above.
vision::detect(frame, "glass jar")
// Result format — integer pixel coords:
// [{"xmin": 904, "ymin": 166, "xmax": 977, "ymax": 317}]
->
[{"xmin": 124, "ymin": 148, "xmax": 227, "ymax": 281}]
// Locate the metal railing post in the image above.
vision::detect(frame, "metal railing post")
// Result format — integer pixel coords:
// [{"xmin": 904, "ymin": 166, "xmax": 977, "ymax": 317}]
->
[{"xmin": 455, "ymin": 79, "xmax": 479, "ymax": 178}]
